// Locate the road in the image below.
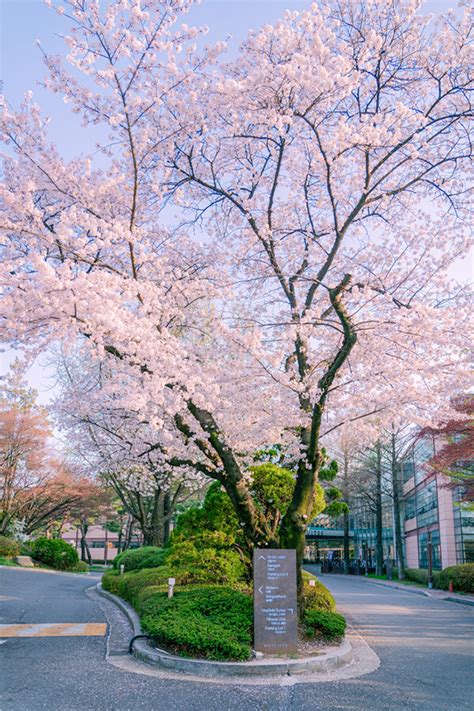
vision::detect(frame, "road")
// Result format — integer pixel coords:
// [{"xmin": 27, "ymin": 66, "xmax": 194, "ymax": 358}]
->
[{"xmin": 1, "ymin": 567, "xmax": 473, "ymax": 710}]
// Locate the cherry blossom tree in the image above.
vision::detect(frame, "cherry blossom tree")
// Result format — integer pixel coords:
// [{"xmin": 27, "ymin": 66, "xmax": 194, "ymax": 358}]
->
[
  {"xmin": 0, "ymin": 361, "xmax": 81, "ymax": 536},
  {"xmin": 1, "ymin": 0, "xmax": 472, "ymax": 585}
]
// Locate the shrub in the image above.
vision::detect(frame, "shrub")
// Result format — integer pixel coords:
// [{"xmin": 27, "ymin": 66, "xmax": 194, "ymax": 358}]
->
[
  {"xmin": 32, "ymin": 537, "xmax": 79, "ymax": 570},
  {"xmin": 102, "ymin": 569, "xmax": 122, "ymax": 595},
  {"xmin": 405, "ymin": 568, "xmax": 442, "ymax": 587},
  {"xmin": 300, "ymin": 572, "xmax": 336, "ymax": 614},
  {"xmin": 72, "ymin": 560, "xmax": 89, "ymax": 573},
  {"xmin": 0, "ymin": 555, "xmax": 16, "ymax": 566},
  {"xmin": 0, "ymin": 536, "xmax": 20, "ymax": 557},
  {"xmin": 164, "ymin": 540, "xmax": 246, "ymax": 585},
  {"xmin": 113, "ymin": 547, "xmax": 166, "ymax": 573},
  {"xmin": 438, "ymin": 563, "xmax": 474, "ymax": 593},
  {"xmin": 140, "ymin": 586, "xmax": 253, "ymax": 661},
  {"xmin": 303, "ymin": 609, "xmax": 346, "ymax": 641}
]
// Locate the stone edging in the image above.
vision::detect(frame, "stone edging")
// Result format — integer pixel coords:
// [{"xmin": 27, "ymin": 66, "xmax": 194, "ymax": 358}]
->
[{"xmin": 96, "ymin": 583, "xmax": 353, "ymax": 678}]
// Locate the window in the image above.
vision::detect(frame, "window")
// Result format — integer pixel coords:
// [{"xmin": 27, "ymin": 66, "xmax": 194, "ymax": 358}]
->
[
  {"xmin": 405, "ymin": 494, "xmax": 416, "ymax": 521},
  {"xmin": 416, "ymin": 480, "xmax": 438, "ymax": 527},
  {"xmin": 402, "ymin": 459, "xmax": 415, "ymax": 483}
]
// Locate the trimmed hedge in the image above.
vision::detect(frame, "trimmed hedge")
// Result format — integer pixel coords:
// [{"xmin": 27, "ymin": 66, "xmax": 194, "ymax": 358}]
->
[
  {"xmin": 113, "ymin": 547, "xmax": 166, "ymax": 573},
  {"xmin": 438, "ymin": 564, "xmax": 474, "ymax": 593},
  {"xmin": 405, "ymin": 568, "xmax": 442, "ymax": 587},
  {"xmin": 103, "ymin": 566, "xmax": 189, "ymax": 606},
  {"xmin": 0, "ymin": 536, "xmax": 20, "ymax": 557},
  {"xmin": 32, "ymin": 537, "xmax": 79, "ymax": 570},
  {"xmin": 303, "ymin": 609, "xmax": 346, "ymax": 641},
  {"xmin": 140, "ymin": 586, "xmax": 253, "ymax": 661},
  {"xmin": 301, "ymin": 571, "xmax": 336, "ymax": 614}
]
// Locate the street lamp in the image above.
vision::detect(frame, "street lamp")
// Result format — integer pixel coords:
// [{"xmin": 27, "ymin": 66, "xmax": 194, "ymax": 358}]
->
[{"xmin": 427, "ymin": 531, "xmax": 433, "ymax": 590}]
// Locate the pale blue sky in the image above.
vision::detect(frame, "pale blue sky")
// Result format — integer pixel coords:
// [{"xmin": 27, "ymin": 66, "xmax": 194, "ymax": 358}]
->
[{"xmin": 0, "ymin": 0, "xmax": 468, "ymax": 403}]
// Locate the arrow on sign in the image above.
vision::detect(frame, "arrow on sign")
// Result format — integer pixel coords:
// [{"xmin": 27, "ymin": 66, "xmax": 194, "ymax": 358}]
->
[{"xmin": 258, "ymin": 586, "xmax": 264, "ymax": 594}]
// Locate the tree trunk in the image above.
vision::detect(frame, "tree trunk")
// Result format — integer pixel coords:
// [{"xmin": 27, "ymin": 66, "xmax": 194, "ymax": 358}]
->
[
  {"xmin": 343, "ymin": 510, "xmax": 350, "ymax": 575},
  {"xmin": 103, "ymin": 521, "xmax": 108, "ymax": 565},
  {"xmin": 375, "ymin": 442, "xmax": 384, "ymax": 577},
  {"xmin": 123, "ymin": 516, "xmax": 133, "ymax": 551},
  {"xmin": 342, "ymin": 452, "xmax": 350, "ymax": 575},
  {"xmin": 279, "ymin": 454, "xmax": 322, "ymax": 597},
  {"xmin": 163, "ymin": 490, "xmax": 171, "ymax": 546},
  {"xmin": 391, "ymin": 432, "xmax": 406, "ymax": 580},
  {"xmin": 80, "ymin": 523, "xmax": 92, "ymax": 564}
]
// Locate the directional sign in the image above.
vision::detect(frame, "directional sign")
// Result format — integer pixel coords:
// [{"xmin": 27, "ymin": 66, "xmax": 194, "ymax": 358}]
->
[{"xmin": 253, "ymin": 549, "xmax": 298, "ymax": 654}]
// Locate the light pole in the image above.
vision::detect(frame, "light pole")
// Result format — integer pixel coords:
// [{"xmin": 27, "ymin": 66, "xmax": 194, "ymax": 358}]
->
[{"xmin": 427, "ymin": 531, "xmax": 433, "ymax": 589}]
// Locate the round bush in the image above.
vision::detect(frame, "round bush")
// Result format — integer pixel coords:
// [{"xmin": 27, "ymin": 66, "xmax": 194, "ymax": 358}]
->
[
  {"xmin": 140, "ymin": 586, "xmax": 253, "ymax": 661},
  {"xmin": 303, "ymin": 609, "xmax": 346, "ymax": 641},
  {"xmin": 113, "ymin": 546, "xmax": 166, "ymax": 573},
  {"xmin": 32, "ymin": 537, "xmax": 79, "ymax": 570},
  {"xmin": 438, "ymin": 563, "xmax": 474, "ymax": 593},
  {"xmin": 0, "ymin": 536, "xmax": 21, "ymax": 557}
]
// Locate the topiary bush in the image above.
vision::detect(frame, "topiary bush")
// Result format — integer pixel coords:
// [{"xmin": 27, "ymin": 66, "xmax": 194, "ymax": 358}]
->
[
  {"xmin": 113, "ymin": 546, "xmax": 166, "ymax": 573},
  {"xmin": 0, "ymin": 536, "xmax": 20, "ymax": 557},
  {"xmin": 303, "ymin": 609, "xmax": 346, "ymax": 641},
  {"xmin": 438, "ymin": 563, "xmax": 474, "ymax": 593},
  {"xmin": 301, "ymin": 571, "xmax": 336, "ymax": 614},
  {"xmin": 32, "ymin": 537, "xmax": 79, "ymax": 570},
  {"xmin": 140, "ymin": 585, "xmax": 253, "ymax": 661}
]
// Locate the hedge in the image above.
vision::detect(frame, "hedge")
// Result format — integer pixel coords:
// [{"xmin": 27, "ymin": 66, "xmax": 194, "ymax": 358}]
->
[
  {"xmin": 32, "ymin": 537, "xmax": 79, "ymax": 570},
  {"xmin": 405, "ymin": 568, "xmax": 442, "ymax": 587},
  {"xmin": 113, "ymin": 547, "xmax": 166, "ymax": 573},
  {"xmin": 0, "ymin": 536, "xmax": 20, "ymax": 558},
  {"xmin": 438, "ymin": 564, "xmax": 474, "ymax": 593},
  {"xmin": 301, "ymin": 571, "xmax": 336, "ymax": 613},
  {"xmin": 140, "ymin": 586, "xmax": 253, "ymax": 661},
  {"xmin": 303, "ymin": 609, "xmax": 346, "ymax": 641}
]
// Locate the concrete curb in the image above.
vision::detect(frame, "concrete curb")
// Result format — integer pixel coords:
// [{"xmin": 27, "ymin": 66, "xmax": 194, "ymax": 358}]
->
[
  {"xmin": 367, "ymin": 579, "xmax": 474, "ymax": 606},
  {"xmin": 444, "ymin": 596, "xmax": 474, "ymax": 607},
  {"xmin": 96, "ymin": 583, "xmax": 353, "ymax": 678},
  {"xmin": 369, "ymin": 580, "xmax": 431, "ymax": 597}
]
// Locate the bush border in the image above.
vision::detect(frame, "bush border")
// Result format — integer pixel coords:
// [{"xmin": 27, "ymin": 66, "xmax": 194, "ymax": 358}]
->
[{"xmin": 96, "ymin": 583, "xmax": 352, "ymax": 677}]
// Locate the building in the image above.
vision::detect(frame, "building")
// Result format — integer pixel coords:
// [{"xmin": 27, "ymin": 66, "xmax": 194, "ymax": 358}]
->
[
  {"xmin": 402, "ymin": 434, "xmax": 474, "ymax": 569},
  {"xmin": 62, "ymin": 524, "xmax": 142, "ymax": 563},
  {"xmin": 306, "ymin": 432, "xmax": 473, "ymax": 572}
]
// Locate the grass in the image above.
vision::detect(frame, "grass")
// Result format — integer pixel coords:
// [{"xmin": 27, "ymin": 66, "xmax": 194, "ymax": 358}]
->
[{"xmin": 0, "ymin": 556, "xmax": 16, "ymax": 566}]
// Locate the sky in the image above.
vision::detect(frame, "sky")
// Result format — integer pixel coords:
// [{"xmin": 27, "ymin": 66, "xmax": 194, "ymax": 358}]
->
[{"xmin": 0, "ymin": 0, "xmax": 471, "ymax": 404}]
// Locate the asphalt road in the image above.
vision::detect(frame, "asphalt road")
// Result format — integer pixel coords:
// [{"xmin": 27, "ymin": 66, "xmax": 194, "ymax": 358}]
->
[{"xmin": 1, "ymin": 567, "xmax": 473, "ymax": 711}]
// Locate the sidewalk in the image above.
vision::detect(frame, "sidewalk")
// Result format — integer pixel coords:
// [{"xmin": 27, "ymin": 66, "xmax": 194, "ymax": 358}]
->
[{"xmin": 361, "ymin": 577, "xmax": 474, "ymax": 607}]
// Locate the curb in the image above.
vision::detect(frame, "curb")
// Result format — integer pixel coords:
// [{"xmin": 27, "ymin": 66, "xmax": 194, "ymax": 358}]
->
[
  {"xmin": 369, "ymin": 581, "xmax": 430, "ymax": 598},
  {"xmin": 367, "ymin": 579, "xmax": 474, "ymax": 607},
  {"xmin": 444, "ymin": 596, "xmax": 474, "ymax": 608},
  {"xmin": 96, "ymin": 583, "xmax": 353, "ymax": 678}
]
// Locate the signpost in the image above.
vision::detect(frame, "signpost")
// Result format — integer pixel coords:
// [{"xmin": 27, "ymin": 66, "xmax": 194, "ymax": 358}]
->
[{"xmin": 253, "ymin": 549, "xmax": 298, "ymax": 655}]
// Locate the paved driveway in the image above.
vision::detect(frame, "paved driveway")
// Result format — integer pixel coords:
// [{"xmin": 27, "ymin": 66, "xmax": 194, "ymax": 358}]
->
[{"xmin": 1, "ymin": 567, "xmax": 473, "ymax": 710}]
